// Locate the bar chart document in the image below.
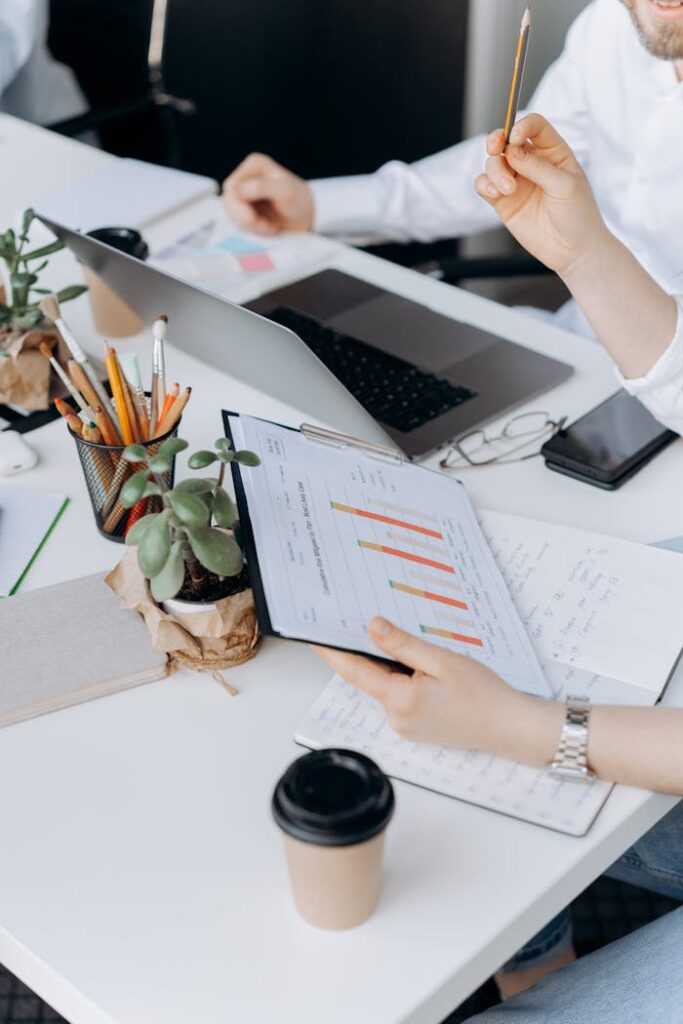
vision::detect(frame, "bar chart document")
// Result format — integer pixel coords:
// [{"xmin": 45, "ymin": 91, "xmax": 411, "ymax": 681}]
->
[
  {"xmin": 228, "ymin": 414, "xmax": 550, "ymax": 698},
  {"xmin": 296, "ymin": 513, "xmax": 683, "ymax": 834}
]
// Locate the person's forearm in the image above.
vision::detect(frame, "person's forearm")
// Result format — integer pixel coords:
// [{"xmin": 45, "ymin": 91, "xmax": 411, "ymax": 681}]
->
[
  {"xmin": 502, "ymin": 696, "xmax": 683, "ymax": 796},
  {"xmin": 561, "ymin": 232, "xmax": 678, "ymax": 379}
]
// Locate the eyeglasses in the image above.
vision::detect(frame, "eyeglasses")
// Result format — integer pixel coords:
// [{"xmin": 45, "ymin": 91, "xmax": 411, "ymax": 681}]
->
[{"xmin": 439, "ymin": 411, "xmax": 567, "ymax": 471}]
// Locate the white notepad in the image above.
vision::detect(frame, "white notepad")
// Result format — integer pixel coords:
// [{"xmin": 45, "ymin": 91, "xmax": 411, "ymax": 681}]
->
[
  {"xmin": 0, "ymin": 485, "xmax": 68, "ymax": 596},
  {"xmin": 0, "ymin": 573, "xmax": 167, "ymax": 727},
  {"xmin": 296, "ymin": 513, "xmax": 683, "ymax": 836}
]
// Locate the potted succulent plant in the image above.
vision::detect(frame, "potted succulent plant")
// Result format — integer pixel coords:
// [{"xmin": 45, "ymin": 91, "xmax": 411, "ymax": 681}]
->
[
  {"xmin": 106, "ymin": 435, "xmax": 262, "ymax": 676},
  {"xmin": 0, "ymin": 208, "xmax": 87, "ymax": 409}
]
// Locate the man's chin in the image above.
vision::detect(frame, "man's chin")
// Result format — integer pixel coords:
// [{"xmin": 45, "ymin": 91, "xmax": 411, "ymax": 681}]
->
[{"xmin": 620, "ymin": 0, "xmax": 683, "ymax": 59}]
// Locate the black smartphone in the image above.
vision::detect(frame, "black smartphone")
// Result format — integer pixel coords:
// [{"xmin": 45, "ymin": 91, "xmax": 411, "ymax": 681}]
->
[{"xmin": 541, "ymin": 390, "xmax": 678, "ymax": 490}]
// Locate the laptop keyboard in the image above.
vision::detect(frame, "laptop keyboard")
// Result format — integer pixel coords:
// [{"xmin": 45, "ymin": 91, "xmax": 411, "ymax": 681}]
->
[{"xmin": 266, "ymin": 306, "xmax": 478, "ymax": 434}]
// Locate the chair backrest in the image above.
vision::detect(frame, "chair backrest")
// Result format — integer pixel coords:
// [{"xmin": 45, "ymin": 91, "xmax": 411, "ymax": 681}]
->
[
  {"xmin": 48, "ymin": 0, "xmax": 159, "ymax": 157},
  {"xmin": 161, "ymin": 0, "xmax": 470, "ymax": 181}
]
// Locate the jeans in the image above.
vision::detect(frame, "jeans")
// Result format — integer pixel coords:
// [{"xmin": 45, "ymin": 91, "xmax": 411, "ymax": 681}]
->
[
  {"xmin": 469, "ymin": 800, "xmax": 683, "ymax": 1022},
  {"xmin": 500, "ymin": 799, "xmax": 683, "ymax": 974},
  {"xmin": 467, "ymin": 905, "xmax": 683, "ymax": 1023}
]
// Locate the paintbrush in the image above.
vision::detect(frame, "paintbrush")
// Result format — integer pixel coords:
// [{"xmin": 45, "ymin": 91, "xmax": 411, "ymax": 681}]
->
[
  {"xmin": 39, "ymin": 294, "xmax": 120, "ymax": 430},
  {"xmin": 38, "ymin": 341, "xmax": 94, "ymax": 419},
  {"xmin": 149, "ymin": 314, "xmax": 167, "ymax": 437}
]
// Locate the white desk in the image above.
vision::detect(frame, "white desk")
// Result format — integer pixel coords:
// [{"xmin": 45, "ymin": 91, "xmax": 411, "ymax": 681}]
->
[{"xmin": 1, "ymin": 114, "xmax": 681, "ymax": 1024}]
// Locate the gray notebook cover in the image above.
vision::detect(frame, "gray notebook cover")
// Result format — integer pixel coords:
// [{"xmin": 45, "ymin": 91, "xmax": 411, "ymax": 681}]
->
[{"xmin": 0, "ymin": 573, "xmax": 167, "ymax": 727}]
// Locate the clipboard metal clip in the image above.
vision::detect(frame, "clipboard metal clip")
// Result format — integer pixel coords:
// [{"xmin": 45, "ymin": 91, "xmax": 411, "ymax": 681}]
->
[{"xmin": 300, "ymin": 424, "xmax": 404, "ymax": 465}]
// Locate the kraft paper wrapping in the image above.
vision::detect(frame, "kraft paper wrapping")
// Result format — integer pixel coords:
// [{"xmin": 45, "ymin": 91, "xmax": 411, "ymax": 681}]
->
[
  {"xmin": 105, "ymin": 546, "xmax": 260, "ymax": 690},
  {"xmin": 0, "ymin": 325, "xmax": 69, "ymax": 410}
]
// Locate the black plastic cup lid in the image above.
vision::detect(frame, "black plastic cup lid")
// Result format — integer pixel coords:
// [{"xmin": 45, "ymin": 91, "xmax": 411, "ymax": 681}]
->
[
  {"xmin": 272, "ymin": 749, "xmax": 395, "ymax": 847},
  {"xmin": 86, "ymin": 226, "xmax": 149, "ymax": 261}
]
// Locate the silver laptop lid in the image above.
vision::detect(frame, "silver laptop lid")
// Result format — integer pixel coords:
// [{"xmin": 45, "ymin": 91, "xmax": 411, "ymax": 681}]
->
[{"xmin": 36, "ymin": 214, "xmax": 395, "ymax": 449}]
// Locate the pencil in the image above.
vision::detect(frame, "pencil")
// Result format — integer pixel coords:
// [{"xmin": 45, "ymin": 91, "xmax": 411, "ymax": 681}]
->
[
  {"xmin": 82, "ymin": 422, "xmax": 103, "ymax": 444},
  {"xmin": 54, "ymin": 397, "xmax": 83, "ymax": 433},
  {"xmin": 110, "ymin": 347, "xmax": 141, "ymax": 443},
  {"xmin": 105, "ymin": 346, "xmax": 136, "ymax": 446},
  {"xmin": 158, "ymin": 383, "xmax": 179, "ymax": 427},
  {"xmin": 68, "ymin": 358, "xmax": 122, "ymax": 444},
  {"xmin": 155, "ymin": 386, "xmax": 191, "ymax": 438},
  {"xmin": 118, "ymin": 351, "xmax": 150, "ymax": 441},
  {"xmin": 92, "ymin": 405, "xmax": 120, "ymax": 447},
  {"xmin": 504, "ymin": 5, "xmax": 531, "ymax": 144}
]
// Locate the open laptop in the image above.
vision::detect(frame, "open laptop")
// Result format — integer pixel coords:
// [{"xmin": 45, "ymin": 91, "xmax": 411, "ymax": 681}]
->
[{"xmin": 39, "ymin": 215, "xmax": 572, "ymax": 459}]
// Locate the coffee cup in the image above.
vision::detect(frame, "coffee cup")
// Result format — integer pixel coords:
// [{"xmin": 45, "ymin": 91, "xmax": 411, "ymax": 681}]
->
[
  {"xmin": 84, "ymin": 227, "xmax": 149, "ymax": 337},
  {"xmin": 272, "ymin": 748, "xmax": 395, "ymax": 930}
]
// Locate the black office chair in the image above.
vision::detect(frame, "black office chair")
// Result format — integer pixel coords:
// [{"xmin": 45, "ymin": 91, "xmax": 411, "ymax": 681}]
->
[{"xmin": 46, "ymin": 0, "xmax": 194, "ymax": 166}]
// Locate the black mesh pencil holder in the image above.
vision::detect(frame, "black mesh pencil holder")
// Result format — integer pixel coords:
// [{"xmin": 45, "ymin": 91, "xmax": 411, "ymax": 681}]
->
[{"xmin": 68, "ymin": 398, "xmax": 182, "ymax": 543}]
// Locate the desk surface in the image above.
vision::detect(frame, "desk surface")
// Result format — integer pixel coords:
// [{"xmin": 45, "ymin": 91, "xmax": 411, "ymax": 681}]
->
[{"xmin": 0, "ymin": 114, "xmax": 681, "ymax": 1024}]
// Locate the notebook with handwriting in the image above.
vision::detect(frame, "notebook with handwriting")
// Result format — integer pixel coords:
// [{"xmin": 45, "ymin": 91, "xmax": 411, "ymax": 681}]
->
[{"xmin": 296, "ymin": 512, "xmax": 683, "ymax": 836}]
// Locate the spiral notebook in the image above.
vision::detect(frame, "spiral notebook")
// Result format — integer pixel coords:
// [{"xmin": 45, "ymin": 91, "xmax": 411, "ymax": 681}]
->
[{"xmin": 296, "ymin": 513, "xmax": 683, "ymax": 836}]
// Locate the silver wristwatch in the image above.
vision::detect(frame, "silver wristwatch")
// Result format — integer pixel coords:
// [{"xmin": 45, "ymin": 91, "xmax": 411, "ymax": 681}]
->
[{"xmin": 549, "ymin": 696, "xmax": 595, "ymax": 782}]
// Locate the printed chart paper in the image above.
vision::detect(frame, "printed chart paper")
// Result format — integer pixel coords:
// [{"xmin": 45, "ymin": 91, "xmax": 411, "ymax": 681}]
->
[
  {"xmin": 230, "ymin": 415, "xmax": 550, "ymax": 697},
  {"xmin": 296, "ymin": 513, "xmax": 683, "ymax": 834}
]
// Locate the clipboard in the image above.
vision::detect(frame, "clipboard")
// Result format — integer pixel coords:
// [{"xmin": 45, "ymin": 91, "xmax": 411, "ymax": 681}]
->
[
  {"xmin": 222, "ymin": 409, "xmax": 412, "ymax": 662},
  {"xmin": 220, "ymin": 410, "xmax": 552, "ymax": 703}
]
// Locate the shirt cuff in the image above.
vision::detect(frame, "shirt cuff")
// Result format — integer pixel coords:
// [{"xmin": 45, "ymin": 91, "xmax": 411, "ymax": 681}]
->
[
  {"xmin": 616, "ymin": 299, "xmax": 683, "ymax": 398},
  {"xmin": 616, "ymin": 299, "xmax": 683, "ymax": 435},
  {"xmin": 310, "ymin": 174, "xmax": 385, "ymax": 236}
]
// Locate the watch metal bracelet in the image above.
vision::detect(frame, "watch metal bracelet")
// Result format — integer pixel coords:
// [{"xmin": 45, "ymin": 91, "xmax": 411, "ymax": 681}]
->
[{"xmin": 549, "ymin": 696, "xmax": 595, "ymax": 782}]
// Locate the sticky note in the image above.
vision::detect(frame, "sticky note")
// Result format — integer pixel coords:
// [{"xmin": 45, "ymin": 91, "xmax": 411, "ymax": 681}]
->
[
  {"xmin": 238, "ymin": 251, "xmax": 275, "ymax": 272},
  {"xmin": 214, "ymin": 234, "xmax": 265, "ymax": 255}
]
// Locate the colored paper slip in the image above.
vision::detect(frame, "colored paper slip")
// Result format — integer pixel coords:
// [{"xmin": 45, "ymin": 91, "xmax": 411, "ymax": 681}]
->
[
  {"xmin": 238, "ymin": 251, "xmax": 275, "ymax": 272},
  {"xmin": 213, "ymin": 234, "xmax": 265, "ymax": 255}
]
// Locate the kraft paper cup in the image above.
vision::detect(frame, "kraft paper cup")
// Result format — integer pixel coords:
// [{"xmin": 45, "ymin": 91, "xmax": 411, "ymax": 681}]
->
[
  {"xmin": 272, "ymin": 749, "xmax": 395, "ymax": 931},
  {"xmin": 84, "ymin": 227, "xmax": 149, "ymax": 337}
]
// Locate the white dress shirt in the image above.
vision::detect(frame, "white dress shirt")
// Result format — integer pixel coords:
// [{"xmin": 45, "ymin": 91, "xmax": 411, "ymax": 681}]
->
[
  {"xmin": 310, "ymin": 0, "xmax": 683, "ymax": 432},
  {"xmin": 0, "ymin": 0, "xmax": 85, "ymax": 124}
]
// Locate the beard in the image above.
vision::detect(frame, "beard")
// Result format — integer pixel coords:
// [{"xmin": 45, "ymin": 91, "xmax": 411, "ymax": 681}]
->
[{"xmin": 619, "ymin": 0, "xmax": 683, "ymax": 59}]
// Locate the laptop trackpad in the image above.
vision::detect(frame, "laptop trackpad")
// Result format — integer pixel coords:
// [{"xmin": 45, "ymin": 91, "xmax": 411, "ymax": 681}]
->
[{"xmin": 327, "ymin": 294, "xmax": 499, "ymax": 373}]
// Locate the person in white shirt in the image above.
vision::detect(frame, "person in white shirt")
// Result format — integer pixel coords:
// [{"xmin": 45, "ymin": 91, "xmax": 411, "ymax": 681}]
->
[
  {"xmin": 0, "ymin": 0, "xmax": 85, "ymax": 124},
  {"xmin": 222, "ymin": 0, "xmax": 683, "ymax": 339},
  {"xmin": 313, "ymin": 113, "xmax": 683, "ymax": 1020}
]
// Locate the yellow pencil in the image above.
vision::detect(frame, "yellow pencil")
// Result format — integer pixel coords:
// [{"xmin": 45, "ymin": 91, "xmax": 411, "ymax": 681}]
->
[
  {"xmin": 504, "ymin": 6, "xmax": 531, "ymax": 144},
  {"xmin": 105, "ymin": 347, "xmax": 136, "ymax": 446}
]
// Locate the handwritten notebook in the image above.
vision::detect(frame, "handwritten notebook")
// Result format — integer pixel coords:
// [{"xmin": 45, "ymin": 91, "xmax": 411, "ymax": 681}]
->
[
  {"xmin": 0, "ymin": 485, "xmax": 68, "ymax": 596},
  {"xmin": 0, "ymin": 574, "xmax": 167, "ymax": 728},
  {"xmin": 296, "ymin": 513, "xmax": 683, "ymax": 836}
]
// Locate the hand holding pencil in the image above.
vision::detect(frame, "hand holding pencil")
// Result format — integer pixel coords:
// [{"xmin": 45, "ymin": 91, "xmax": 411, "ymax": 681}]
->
[{"xmin": 475, "ymin": 113, "xmax": 609, "ymax": 277}]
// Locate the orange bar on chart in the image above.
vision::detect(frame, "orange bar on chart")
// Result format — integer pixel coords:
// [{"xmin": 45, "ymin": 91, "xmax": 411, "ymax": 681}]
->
[
  {"xmin": 390, "ymin": 580, "xmax": 468, "ymax": 610},
  {"xmin": 421, "ymin": 624, "xmax": 484, "ymax": 648},
  {"xmin": 332, "ymin": 502, "xmax": 443, "ymax": 539},
  {"xmin": 358, "ymin": 540, "xmax": 455, "ymax": 574}
]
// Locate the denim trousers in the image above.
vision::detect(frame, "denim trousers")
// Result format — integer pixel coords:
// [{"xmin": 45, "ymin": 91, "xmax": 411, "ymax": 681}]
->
[{"xmin": 467, "ymin": 800, "xmax": 683, "ymax": 1023}]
